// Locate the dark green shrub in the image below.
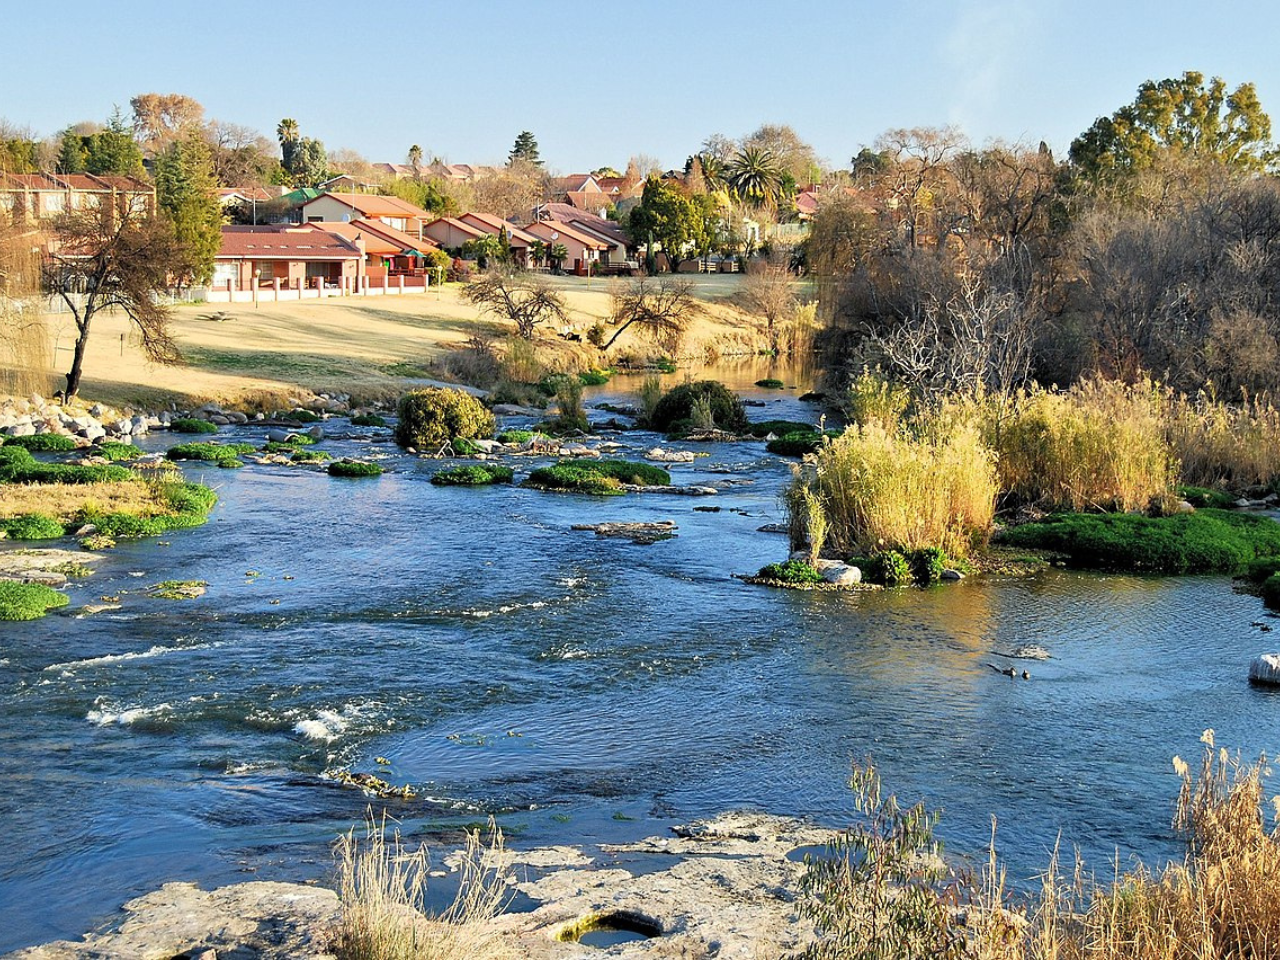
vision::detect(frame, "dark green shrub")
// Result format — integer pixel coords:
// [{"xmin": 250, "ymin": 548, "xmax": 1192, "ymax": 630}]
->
[
  {"xmin": 767, "ymin": 431, "xmax": 829, "ymax": 457},
  {"xmin": 1262, "ymin": 573, "xmax": 1280, "ymax": 610},
  {"xmin": 395, "ymin": 387, "xmax": 495, "ymax": 451},
  {"xmin": 908, "ymin": 547, "xmax": 947, "ymax": 585},
  {"xmin": 1003, "ymin": 509, "xmax": 1280, "ymax": 574},
  {"xmin": 868, "ymin": 550, "xmax": 912, "ymax": 586},
  {"xmin": 497, "ymin": 429, "xmax": 536, "ymax": 444},
  {"xmin": 3, "ymin": 513, "xmax": 65, "ymax": 540},
  {"xmin": 287, "ymin": 408, "xmax": 322, "ymax": 423},
  {"xmin": 0, "ymin": 581, "xmax": 69, "ymax": 620},
  {"xmin": 648, "ymin": 380, "xmax": 749, "ymax": 434},
  {"xmin": 431, "ymin": 464, "xmax": 514, "ymax": 486},
  {"xmin": 757, "ymin": 559, "xmax": 824, "ymax": 584},
  {"xmin": 1179, "ymin": 485, "xmax": 1237, "ymax": 509},
  {"xmin": 451, "ymin": 436, "xmax": 482, "ymax": 456},
  {"xmin": 167, "ymin": 442, "xmax": 255, "ymax": 464},
  {"xmin": 579, "ymin": 369, "xmax": 612, "ymax": 386},
  {"xmin": 329, "ymin": 460, "xmax": 384, "ymax": 478},
  {"xmin": 525, "ymin": 459, "xmax": 670, "ymax": 495},
  {"xmin": 95, "ymin": 441, "xmax": 142, "ymax": 461},
  {"xmin": 3, "ymin": 433, "xmax": 78, "ymax": 452},
  {"xmin": 170, "ymin": 418, "xmax": 218, "ymax": 434},
  {"xmin": 350, "ymin": 414, "xmax": 387, "ymax": 427},
  {"xmin": 746, "ymin": 420, "xmax": 817, "ymax": 438},
  {"xmin": 755, "ymin": 378, "xmax": 785, "ymax": 389},
  {"xmin": 654, "ymin": 356, "xmax": 677, "ymax": 374},
  {"xmin": 289, "ymin": 449, "xmax": 331, "ymax": 463}
]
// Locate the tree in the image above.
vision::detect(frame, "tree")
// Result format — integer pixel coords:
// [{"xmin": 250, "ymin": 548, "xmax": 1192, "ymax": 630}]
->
[
  {"xmin": 742, "ymin": 253, "xmax": 800, "ymax": 353},
  {"xmin": 276, "ymin": 117, "xmax": 300, "ymax": 169},
  {"xmin": 73, "ymin": 110, "xmax": 144, "ymax": 177},
  {"xmin": 472, "ymin": 161, "xmax": 545, "ymax": 220},
  {"xmin": 407, "ymin": 144, "xmax": 423, "ymax": 175},
  {"xmin": 56, "ymin": 130, "xmax": 89, "ymax": 174},
  {"xmin": 742, "ymin": 123, "xmax": 819, "ymax": 186},
  {"xmin": 728, "ymin": 147, "xmax": 784, "ymax": 209},
  {"xmin": 628, "ymin": 176, "xmax": 703, "ymax": 270},
  {"xmin": 874, "ymin": 126, "xmax": 967, "ymax": 249},
  {"xmin": 602, "ymin": 277, "xmax": 696, "ymax": 350},
  {"xmin": 154, "ymin": 127, "xmax": 222, "ymax": 284},
  {"xmin": 1070, "ymin": 71, "xmax": 1274, "ymax": 182},
  {"xmin": 43, "ymin": 200, "xmax": 184, "ymax": 398},
  {"xmin": 130, "ymin": 93, "xmax": 205, "ymax": 157},
  {"xmin": 463, "ymin": 270, "xmax": 567, "ymax": 339},
  {"xmin": 508, "ymin": 131, "xmax": 541, "ymax": 166},
  {"xmin": 205, "ymin": 120, "xmax": 279, "ymax": 186}
]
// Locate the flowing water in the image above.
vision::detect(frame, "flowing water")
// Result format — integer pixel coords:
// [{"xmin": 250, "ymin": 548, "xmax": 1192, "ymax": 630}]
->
[{"xmin": 1, "ymin": 364, "xmax": 1278, "ymax": 951}]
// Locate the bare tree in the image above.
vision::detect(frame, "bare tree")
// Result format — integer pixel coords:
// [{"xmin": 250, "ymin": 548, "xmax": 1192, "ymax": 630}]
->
[
  {"xmin": 471, "ymin": 161, "xmax": 547, "ymax": 220},
  {"xmin": 130, "ymin": 93, "xmax": 205, "ymax": 157},
  {"xmin": 43, "ymin": 200, "xmax": 184, "ymax": 398},
  {"xmin": 602, "ymin": 277, "xmax": 696, "ymax": 351},
  {"xmin": 741, "ymin": 254, "xmax": 799, "ymax": 353},
  {"xmin": 874, "ymin": 126, "xmax": 967, "ymax": 249},
  {"xmin": 463, "ymin": 270, "xmax": 568, "ymax": 340}
]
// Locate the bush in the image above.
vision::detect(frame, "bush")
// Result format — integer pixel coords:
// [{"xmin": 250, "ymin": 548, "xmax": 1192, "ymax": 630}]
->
[
  {"xmin": 431, "ymin": 465, "xmax": 514, "ymax": 486},
  {"xmin": 395, "ymin": 388, "xmax": 495, "ymax": 451},
  {"xmin": 809, "ymin": 421, "xmax": 997, "ymax": 559},
  {"xmin": 868, "ymin": 550, "xmax": 912, "ymax": 586},
  {"xmin": 448, "ymin": 257, "xmax": 477, "ymax": 283},
  {"xmin": 579, "ymin": 369, "xmax": 612, "ymax": 386},
  {"xmin": 638, "ymin": 376, "xmax": 664, "ymax": 426},
  {"xmin": 95, "ymin": 441, "xmax": 142, "ymax": 461},
  {"xmin": 1002, "ymin": 509, "xmax": 1280, "ymax": 574},
  {"xmin": 79, "ymin": 481, "xmax": 218, "ymax": 538},
  {"xmin": 525, "ymin": 459, "xmax": 670, "ymax": 495},
  {"xmin": 757, "ymin": 559, "xmax": 823, "ymax": 584},
  {"xmin": 3, "ymin": 433, "xmax": 78, "ymax": 452},
  {"xmin": 167, "ymin": 442, "xmax": 255, "ymax": 465},
  {"xmin": 1180, "ymin": 485, "xmax": 1238, "ymax": 509},
  {"xmin": 767, "ymin": 430, "xmax": 831, "ymax": 457},
  {"xmin": 3, "ymin": 513, "xmax": 65, "ymax": 540},
  {"xmin": 746, "ymin": 420, "xmax": 818, "ymax": 438},
  {"xmin": 908, "ymin": 546, "xmax": 947, "ymax": 585},
  {"xmin": 329, "ymin": 459, "xmax": 384, "ymax": 478},
  {"xmin": 350, "ymin": 414, "xmax": 387, "ymax": 427},
  {"xmin": 0, "ymin": 581, "xmax": 69, "ymax": 621},
  {"xmin": 496, "ymin": 429, "xmax": 535, "ymax": 445},
  {"xmin": 648, "ymin": 380, "xmax": 749, "ymax": 434},
  {"xmin": 170, "ymin": 418, "xmax": 218, "ymax": 434},
  {"xmin": 544, "ymin": 378, "xmax": 588, "ymax": 435},
  {"xmin": 755, "ymin": 378, "xmax": 785, "ymax": 389},
  {"xmin": 289, "ymin": 449, "xmax": 331, "ymax": 463},
  {"xmin": 286, "ymin": 408, "xmax": 322, "ymax": 423}
]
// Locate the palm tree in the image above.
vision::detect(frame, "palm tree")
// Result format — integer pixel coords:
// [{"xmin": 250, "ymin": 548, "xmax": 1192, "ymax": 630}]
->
[
  {"xmin": 728, "ymin": 147, "xmax": 783, "ymax": 209},
  {"xmin": 276, "ymin": 118, "xmax": 300, "ymax": 173}
]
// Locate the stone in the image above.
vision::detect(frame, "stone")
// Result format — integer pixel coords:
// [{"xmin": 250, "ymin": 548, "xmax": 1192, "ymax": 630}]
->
[
  {"xmin": 473, "ymin": 439, "xmax": 502, "ymax": 453},
  {"xmin": 940, "ymin": 569, "xmax": 965, "ymax": 581},
  {"xmin": 1249, "ymin": 653, "xmax": 1280, "ymax": 686},
  {"xmin": 1235, "ymin": 498, "xmax": 1253, "ymax": 508},
  {"xmin": 571, "ymin": 521, "xmax": 677, "ymax": 544},
  {"xmin": 266, "ymin": 429, "xmax": 291, "ymax": 443},
  {"xmin": 307, "ymin": 426, "xmax": 324, "ymax": 440},
  {"xmin": 814, "ymin": 560, "xmax": 862, "ymax": 586},
  {"xmin": 645, "ymin": 447, "xmax": 696, "ymax": 463},
  {"xmin": 209, "ymin": 416, "xmax": 231, "ymax": 426},
  {"xmin": 228, "ymin": 412, "xmax": 249, "ymax": 425}
]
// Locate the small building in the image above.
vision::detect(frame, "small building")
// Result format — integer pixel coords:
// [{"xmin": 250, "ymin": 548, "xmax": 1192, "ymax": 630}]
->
[
  {"xmin": 456, "ymin": 212, "xmax": 540, "ymax": 265},
  {"xmin": 213, "ymin": 225, "xmax": 365, "ymax": 293},
  {"xmin": 523, "ymin": 219, "xmax": 609, "ymax": 273},
  {"xmin": 0, "ymin": 172, "xmax": 154, "ymax": 224},
  {"xmin": 299, "ymin": 192, "xmax": 434, "ymax": 238},
  {"xmin": 421, "ymin": 216, "xmax": 488, "ymax": 250},
  {"xmin": 312, "ymin": 218, "xmax": 439, "ymax": 280}
]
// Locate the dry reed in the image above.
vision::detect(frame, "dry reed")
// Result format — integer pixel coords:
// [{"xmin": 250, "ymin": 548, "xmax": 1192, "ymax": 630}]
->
[{"xmin": 1166, "ymin": 388, "xmax": 1280, "ymax": 489}]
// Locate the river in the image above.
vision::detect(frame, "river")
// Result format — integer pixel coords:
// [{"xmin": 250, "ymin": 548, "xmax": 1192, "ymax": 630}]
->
[{"xmin": 0, "ymin": 364, "xmax": 1277, "ymax": 951}]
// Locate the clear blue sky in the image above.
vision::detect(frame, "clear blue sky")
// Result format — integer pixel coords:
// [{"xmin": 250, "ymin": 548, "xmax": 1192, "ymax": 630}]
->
[{"xmin": 4, "ymin": 0, "xmax": 1278, "ymax": 172}]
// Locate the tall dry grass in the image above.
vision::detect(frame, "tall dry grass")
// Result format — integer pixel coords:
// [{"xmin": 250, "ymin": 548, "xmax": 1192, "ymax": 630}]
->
[
  {"xmin": 334, "ymin": 814, "xmax": 512, "ymax": 960},
  {"xmin": 0, "ymin": 227, "xmax": 54, "ymax": 397},
  {"xmin": 1167, "ymin": 388, "xmax": 1280, "ymax": 489},
  {"xmin": 991, "ymin": 379, "xmax": 1176, "ymax": 512},
  {"xmin": 810, "ymin": 419, "xmax": 997, "ymax": 559}
]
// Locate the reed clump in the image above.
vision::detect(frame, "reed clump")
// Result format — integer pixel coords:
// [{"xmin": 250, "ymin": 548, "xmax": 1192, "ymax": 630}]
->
[
  {"xmin": 334, "ymin": 814, "xmax": 511, "ymax": 960},
  {"xmin": 1166, "ymin": 388, "xmax": 1280, "ymax": 489},
  {"xmin": 808, "ymin": 419, "xmax": 997, "ymax": 559}
]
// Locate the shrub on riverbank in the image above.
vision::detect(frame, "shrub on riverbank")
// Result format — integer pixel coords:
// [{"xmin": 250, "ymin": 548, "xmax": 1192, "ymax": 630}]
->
[
  {"xmin": 648, "ymin": 380, "xmax": 749, "ymax": 435},
  {"xmin": 1001, "ymin": 508, "xmax": 1280, "ymax": 573},
  {"xmin": 0, "ymin": 581, "xmax": 69, "ymax": 620},
  {"xmin": 2, "ymin": 512, "xmax": 65, "ymax": 540},
  {"xmin": 808, "ymin": 421, "xmax": 997, "ymax": 559},
  {"xmin": 431, "ymin": 465, "xmax": 514, "ymax": 486},
  {"xmin": 395, "ymin": 388, "xmax": 495, "ymax": 452},
  {"xmin": 767, "ymin": 430, "xmax": 839, "ymax": 457},
  {"xmin": 169, "ymin": 418, "xmax": 218, "ymax": 434},
  {"xmin": 525, "ymin": 459, "xmax": 670, "ymax": 495},
  {"xmin": 335, "ymin": 816, "xmax": 511, "ymax": 960}
]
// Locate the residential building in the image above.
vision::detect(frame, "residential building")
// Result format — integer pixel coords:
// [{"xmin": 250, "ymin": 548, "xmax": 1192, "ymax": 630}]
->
[
  {"xmin": 523, "ymin": 219, "xmax": 609, "ymax": 273},
  {"xmin": 421, "ymin": 216, "xmax": 488, "ymax": 250},
  {"xmin": 0, "ymin": 172, "xmax": 155, "ymax": 225},
  {"xmin": 299, "ymin": 192, "xmax": 434, "ymax": 238},
  {"xmin": 213, "ymin": 225, "xmax": 365, "ymax": 292},
  {"xmin": 311, "ymin": 218, "xmax": 439, "ymax": 279}
]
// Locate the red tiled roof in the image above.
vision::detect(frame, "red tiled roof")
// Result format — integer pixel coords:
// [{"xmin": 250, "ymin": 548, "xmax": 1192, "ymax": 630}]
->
[
  {"xmin": 0, "ymin": 172, "xmax": 152, "ymax": 193},
  {"xmin": 568, "ymin": 218, "xmax": 629, "ymax": 248},
  {"xmin": 458, "ymin": 212, "xmax": 539, "ymax": 246},
  {"xmin": 303, "ymin": 192, "xmax": 432, "ymax": 220},
  {"xmin": 565, "ymin": 190, "xmax": 611, "ymax": 212},
  {"xmin": 524, "ymin": 219, "xmax": 609, "ymax": 250},
  {"xmin": 313, "ymin": 219, "xmax": 438, "ymax": 254},
  {"xmin": 424, "ymin": 216, "xmax": 488, "ymax": 240},
  {"xmin": 217, "ymin": 225, "xmax": 362, "ymax": 260}
]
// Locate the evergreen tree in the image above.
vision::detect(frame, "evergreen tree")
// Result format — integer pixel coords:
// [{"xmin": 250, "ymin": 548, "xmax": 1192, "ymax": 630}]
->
[
  {"xmin": 508, "ymin": 130, "xmax": 541, "ymax": 166},
  {"xmin": 57, "ymin": 131, "xmax": 88, "ymax": 174},
  {"xmin": 154, "ymin": 128, "xmax": 223, "ymax": 284},
  {"xmin": 84, "ymin": 109, "xmax": 145, "ymax": 176}
]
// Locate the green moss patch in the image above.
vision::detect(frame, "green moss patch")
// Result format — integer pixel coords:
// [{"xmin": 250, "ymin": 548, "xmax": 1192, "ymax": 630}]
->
[
  {"xmin": 288, "ymin": 449, "xmax": 331, "ymax": 463},
  {"xmin": 1179, "ymin": 485, "xmax": 1238, "ymax": 509},
  {"xmin": 285, "ymin": 408, "xmax": 322, "ymax": 423},
  {"xmin": 261, "ymin": 438, "xmax": 316, "ymax": 454},
  {"xmin": 497, "ymin": 429, "xmax": 537, "ymax": 445},
  {"xmin": 767, "ymin": 430, "xmax": 839, "ymax": 457},
  {"xmin": 95, "ymin": 441, "xmax": 143, "ymax": 461},
  {"xmin": 745, "ymin": 420, "xmax": 817, "ymax": 438},
  {"xmin": 1002, "ymin": 509, "xmax": 1280, "ymax": 574},
  {"xmin": 79, "ymin": 481, "xmax": 217, "ymax": 539},
  {"xmin": 3, "ymin": 434, "xmax": 79, "ymax": 452},
  {"xmin": 757, "ymin": 559, "xmax": 823, "ymax": 584},
  {"xmin": 0, "ymin": 581, "xmax": 70, "ymax": 620},
  {"xmin": 578, "ymin": 369, "xmax": 612, "ymax": 386},
  {"xmin": 2, "ymin": 513, "xmax": 65, "ymax": 540},
  {"xmin": 167, "ymin": 442, "xmax": 255, "ymax": 466},
  {"xmin": 329, "ymin": 460, "xmax": 383, "ymax": 478},
  {"xmin": 0, "ymin": 447, "xmax": 135, "ymax": 485},
  {"xmin": 755, "ymin": 378, "xmax": 785, "ymax": 389},
  {"xmin": 525, "ymin": 459, "xmax": 671, "ymax": 496},
  {"xmin": 169, "ymin": 418, "xmax": 218, "ymax": 434},
  {"xmin": 350, "ymin": 413, "xmax": 387, "ymax": 427},
  {"xmin": 431, "ymin": 464, "xmax": 514, "ymax": 486}
]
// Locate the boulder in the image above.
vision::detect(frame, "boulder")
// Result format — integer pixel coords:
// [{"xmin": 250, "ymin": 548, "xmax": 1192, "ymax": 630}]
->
[
  {"xmin": 307, "ymin": 425, "xmax": 324, "ymax": 440},
  {"xmin": 646, "ymin": 447, "xmax": 696, "ymax": 463},
  {"xmin": 941, "ymin": 569, "xmax": 965, "ymax": 581},
  {"xmin": 814, "ymin": 559, "xmax": 862, "ymax": 586},
  {"xmin": 266, "ymin": 428, "xmax": 292, "ymax": 443},
  {"xmin": 1248, "ymin": 653, "xmax": 1280, "ymax": 686}
]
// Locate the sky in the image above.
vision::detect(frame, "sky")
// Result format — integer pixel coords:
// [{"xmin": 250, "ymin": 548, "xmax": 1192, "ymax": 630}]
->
[{"xmin": 4, "ymin": 0, "xmax": 1280, "ymax": 173}]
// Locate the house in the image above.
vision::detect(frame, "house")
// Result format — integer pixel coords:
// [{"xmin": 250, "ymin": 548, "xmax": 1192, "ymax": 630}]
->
[
  {"xmin": 456, "ymin": 212, "xmax": 540, "ymax": 265},
  {"xmin": 533, "ymin": 203, "xmax": 632, "ymax": 264},
  {"xmin": 523, "ymin": 219, "xmax": 609, "ymax": 273},
  {"xmin": 299, "ymin": 192, "xmax": 434, "ymax": 238},
  {"xmin": 594, "ymin": 176, "xmax": 643, "ymax": 201},
  {"xmin": 318, "ymin": 174, "xmax": 379, "ymax": 193},
  {"xmin": 421, "ymin": 216, "xmax": 489, "ymax": 250},
  {"xmin": 372, "ymin": 162, "xmax": 414, "ymax": 180},
  {"xmin": 212, "ymin": 225, "xmax": 365, "ymax": 293},
  {"xmin": 427, "ymin": 162, "xmax": 478, "ymax": 182},
  {"xmin": 0, "ymin": 172, "xmax": 155, "ymax": 224},
  {"xmin": 310, "ymin": 218, "xmax": 439, "ymax": 280}
]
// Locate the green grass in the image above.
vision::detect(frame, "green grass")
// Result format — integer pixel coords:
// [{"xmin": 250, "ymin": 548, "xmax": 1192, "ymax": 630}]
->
[
  {"xmin": 261, "ymin": 438, "xmax": 316, "ymax": 454},
  {"xmin": 2, "ymin": 434, "xmax": 79, "ymax": 452},
  {"xmin": 757, "ymin": 559, "xmax": 824, "ymax": 584},
  {"xmin": 1002, "ymin": 509, "xmax": 1280, "ymax": 574},
  {"xmin": 0, "ymin": 446, "xmax": 135, "ymax": 485},
  {"xmin": 431, "ymin": 464, "xmax": 515, "ymax": 486},
  {"xmin": 2, "ymin": 513, "xmax": 65, "ymax": 540},
  {"xmin": 79, "ymin": 481, "xmax": 218, "ymax": 538},
  {"xmin": 288, "ymin": 449, "xmax": 331, "ymax": 463},
  {"xmin": 745, "ymin": 420, "xmax": 818, "ymax": 438},
  {"xmin": 329, "ymin": 460, "xmax": 383, "ymax": 478},
  {"xmin": 767, "ymin": 430, "xmax": 838, "ymax": 457},
  {"xmin": 524, "ymin": 459, "xmax": 670, "ymax": 496},
  {"xmin": 167, "ymin": 442, "xmax": 255, "ymax": 466},
  {"xmin": 497, "ymin": 429, "xmax": 537, "ymax": 444},
  {"xmin": 285, "ymin": 409, "xmax": 322, "ymax": 423},
  {"xmin": 579, "ymin": 369, "xmax": 612, "ymax": 386},
  {"xmin": 0, "ymin": 581, "xmax": 69, "ymax": 620},
  {"xmin": 755, "ymin": 378, "xmax": 785, "ymax": 389},
  {"xmin": 169, "ymin": 418, "xmax": 218, "ymax": 434},
  {"xmin": 1179, "ymin": 485, "xmax": 1238, "ymax": 509},
  {"xmin": 95, "ymin": 441, "xmax": 143, "ymax": 461},
  {"xmin": 350, "ymin": 413, "xmax": 387, "ymax": 427}
]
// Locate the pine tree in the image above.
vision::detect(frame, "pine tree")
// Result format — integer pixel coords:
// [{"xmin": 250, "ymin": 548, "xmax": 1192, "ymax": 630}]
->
[
  {"xmin": 508, "ymin": 131, "xmax": 542, "ymax": 166},
  {"xmin": 155, "ymin": 128, "xmax": 223, "ymax": 284}
]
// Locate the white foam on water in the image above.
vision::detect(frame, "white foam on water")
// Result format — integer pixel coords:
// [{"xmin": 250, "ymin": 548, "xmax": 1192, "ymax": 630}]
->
[
  {"xmin": 46, "ymin": 641, "xmax": 208, "ymax": 674},
  {"xmin": 87, "ymin": 702, "xmax": 174, "ymax": 726}
]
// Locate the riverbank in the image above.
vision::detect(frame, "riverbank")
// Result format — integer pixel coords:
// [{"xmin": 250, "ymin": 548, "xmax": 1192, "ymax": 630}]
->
[{"xmin": 34, "ymin": 276, "xmax": 774, "ymax": 410}]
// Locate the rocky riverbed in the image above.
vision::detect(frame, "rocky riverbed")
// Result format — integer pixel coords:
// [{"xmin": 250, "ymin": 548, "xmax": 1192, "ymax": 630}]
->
[{"xmin": 5, "ymin": 814, "xmax": 828, "ymax": 960}]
